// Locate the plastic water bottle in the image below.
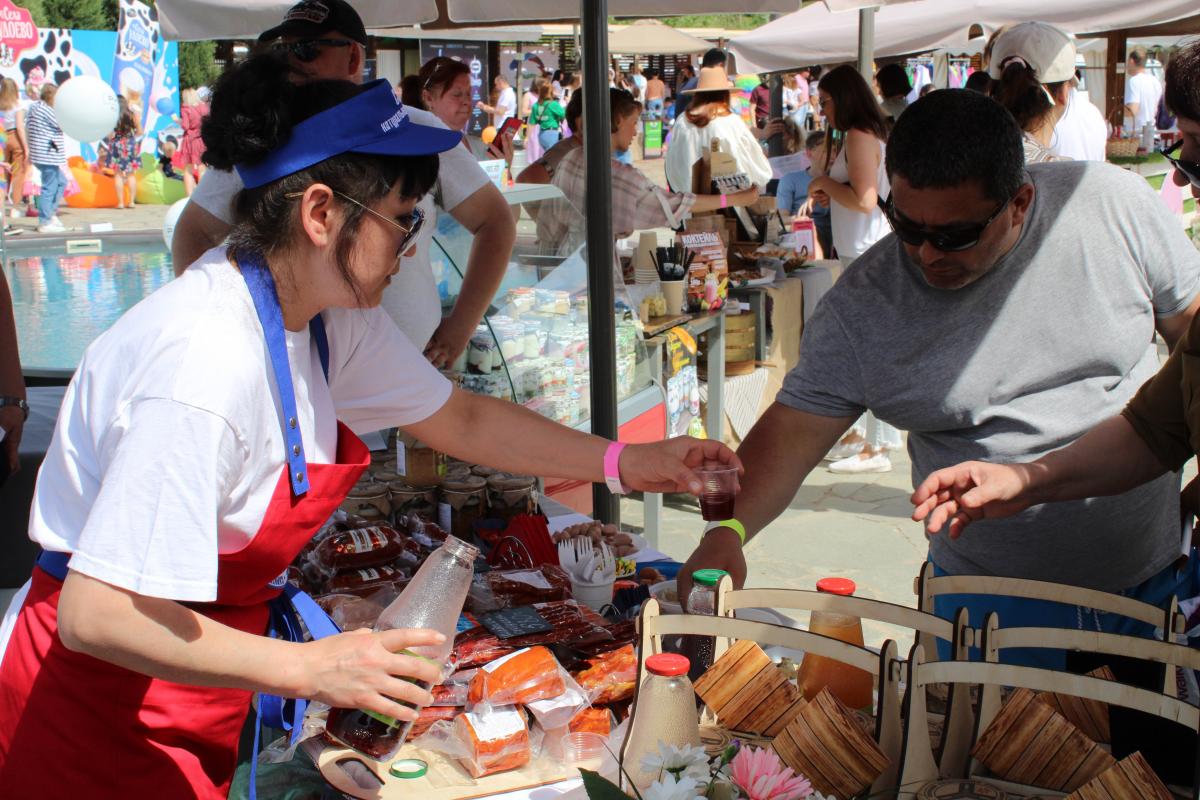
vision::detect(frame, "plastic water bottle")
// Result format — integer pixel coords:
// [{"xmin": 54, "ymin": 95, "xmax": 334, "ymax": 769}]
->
[{"xmin": 325, "ymin": 536, "xmax": 479, "ymax": 761}]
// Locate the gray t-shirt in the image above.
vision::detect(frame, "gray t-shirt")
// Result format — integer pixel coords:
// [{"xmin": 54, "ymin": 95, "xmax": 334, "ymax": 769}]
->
[{"xmin": 779, "ymin": 161, "xmax": 1200, "ymax": 591}]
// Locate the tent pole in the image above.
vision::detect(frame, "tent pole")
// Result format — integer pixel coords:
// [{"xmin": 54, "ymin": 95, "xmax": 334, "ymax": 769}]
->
[
  {"xmin": 857, "ymin": 6, "xmax": 876, "ymax": 82},
  {"xmin": 581, "ymin": 0, "xmax": 620, "ymax": 525}
]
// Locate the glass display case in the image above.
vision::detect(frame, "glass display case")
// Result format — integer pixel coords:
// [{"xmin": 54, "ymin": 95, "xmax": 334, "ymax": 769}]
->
[{"xmin": 432, "ymin": 183, "xmax": 660, "ymax": 432}]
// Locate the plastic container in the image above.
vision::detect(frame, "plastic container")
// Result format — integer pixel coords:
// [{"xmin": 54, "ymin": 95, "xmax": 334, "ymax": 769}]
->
[
  {"xmin": 325, "ymin": 536, "xmax": 480, "ymax": 762},
  {"xmin": 622, "ymin": 653, "xmax": 702, "ymax": 792},
  {"xmin": 563, "ymin": 731, "xmax": 607, "ymax": 763},
  {"xmin": 796, "ymin": 577, "xmax": 873, "ymax": 712},
  {"xmin": 683, "ymin": 568, "xmax": 727, "ymax": 683},
  {"xmin": 571, "ymin": 577, "xmax": 615, "ymax": 613}
]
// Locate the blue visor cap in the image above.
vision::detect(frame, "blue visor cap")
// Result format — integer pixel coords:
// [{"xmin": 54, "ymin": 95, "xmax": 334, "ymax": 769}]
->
[{"xmin": 236, "ymin": 79, "xmax": 462, "ymax": 189}]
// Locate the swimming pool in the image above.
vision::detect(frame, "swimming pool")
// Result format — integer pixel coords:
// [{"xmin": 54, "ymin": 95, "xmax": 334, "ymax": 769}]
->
[{"xmin": 5, "ymin": 237, "xmax": 174, "ymax": 376}]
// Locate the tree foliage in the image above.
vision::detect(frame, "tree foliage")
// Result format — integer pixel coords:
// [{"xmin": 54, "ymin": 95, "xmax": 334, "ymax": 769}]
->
[{"xmin": 178, "ymin": 41, "xmax": 218, "ymax": 89}]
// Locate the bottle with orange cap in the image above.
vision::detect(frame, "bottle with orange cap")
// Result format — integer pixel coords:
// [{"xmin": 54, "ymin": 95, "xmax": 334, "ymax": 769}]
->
[
  {"xmin": 795, "ymin": 577, "xmax": 874, "ymax": 712},
  {"xmin": 622, "ymin": 652, "xmax": 702, "ymax": 791}
]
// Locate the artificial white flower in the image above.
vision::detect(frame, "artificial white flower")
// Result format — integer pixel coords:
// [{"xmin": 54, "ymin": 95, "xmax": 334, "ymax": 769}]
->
[
  {"xmin": 639, "ymin": 743, "xmax": 710, "ymax": 781},
  {"xmin": 643, "ymin": 776, "xmax": 703, "ymax": 800}
]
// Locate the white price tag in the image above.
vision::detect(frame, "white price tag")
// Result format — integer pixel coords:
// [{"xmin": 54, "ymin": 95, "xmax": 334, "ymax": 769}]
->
[{"xmin": 396, "ymin": 439, "xmax": 407, "ymax": 476}]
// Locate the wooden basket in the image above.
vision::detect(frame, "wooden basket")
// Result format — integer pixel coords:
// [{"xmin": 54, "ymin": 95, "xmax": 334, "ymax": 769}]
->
[
  {"xmin": 772, "ymin": 688, "xmax": 890, "ymax": 799},
  {"xmin": 972, "ymin": 687, "xmax": 1114, "ymax": 793},
  {"xmin": 1106, "ymin": 138, "xmax": 1140, "ymax": 158},
  {"xmin": 693, "ymin": 638, "xmax": 806, "ymax": 736},
  {"xmin": 1062, "ymin": 751, "xmax": 1173, "ymax": 800},
  {"xmin": 1035, "ymin": 665, "xmax": 1115, "ymax": 745}
]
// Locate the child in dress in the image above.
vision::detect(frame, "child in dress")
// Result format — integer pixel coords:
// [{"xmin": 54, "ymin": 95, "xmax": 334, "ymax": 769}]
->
[{"xmin": 102, "ymin": 97, "xmax": 140, "ymax": 209}]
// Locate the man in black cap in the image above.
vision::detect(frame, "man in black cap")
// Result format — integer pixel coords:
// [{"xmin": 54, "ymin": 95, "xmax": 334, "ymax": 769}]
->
[{"xmin": 171, "ymin": 0, "xmax": 516, "ymax": 370}]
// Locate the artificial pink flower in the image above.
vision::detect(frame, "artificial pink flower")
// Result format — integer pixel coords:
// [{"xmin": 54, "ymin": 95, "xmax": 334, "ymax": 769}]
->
[{"xmin": 728, "ymin": 746, "xmax": 814, "ymax": 800}]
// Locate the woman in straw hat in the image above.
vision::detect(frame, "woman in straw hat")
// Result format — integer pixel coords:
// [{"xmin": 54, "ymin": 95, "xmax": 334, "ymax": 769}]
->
[{"xmin": 665, "ymin": 66, "xmax": 772, "ymax": 194}]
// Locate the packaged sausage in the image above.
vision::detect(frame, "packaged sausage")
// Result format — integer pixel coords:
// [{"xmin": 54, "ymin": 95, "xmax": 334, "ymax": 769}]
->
[
  {"xmin": 454, "ymin": 707, "xmax": 531, "ymax": 778},
  {"xmin": 573, "ymin": 644, "xmax": 637, "ymax": 704},
  {"xmin": 452, "ymin": 626, "xmax": 517, "ymax": 671},
  {"xmin": 569, "ymin": 706, "xmax": 612, "ymax": 736},
  {"xmin": 409, "ymin": 706, "xmax": 463, "ymax": 739},
  {"xmin": 323, "ymin": 564, "xmax": 409, "ymax": 596},
  {"xmin": 483, "ymin": 565, "xmax": 572, "ymax": 608},
  {"xmin": 468, "ymin": 646, "xmax": 566, "ymax": 706},
  {"xmin": 313, "ymin": 525, "xmax": 404, "ymax": 572}
]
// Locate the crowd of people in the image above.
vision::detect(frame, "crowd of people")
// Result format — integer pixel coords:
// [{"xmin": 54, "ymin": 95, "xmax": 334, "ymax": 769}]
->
[{"xmin": 2, "ymin": 0, "xmax": 1200, "ymax": 792}]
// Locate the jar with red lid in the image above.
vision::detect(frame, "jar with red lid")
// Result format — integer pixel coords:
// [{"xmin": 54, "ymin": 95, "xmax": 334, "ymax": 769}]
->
[
  {"xmin": 796, "ymin": 576, "xmax": 873, "ymax": 711},
  {"xmin": 622, "ymin": 653, "xmax": 702, "ymax": 792}
]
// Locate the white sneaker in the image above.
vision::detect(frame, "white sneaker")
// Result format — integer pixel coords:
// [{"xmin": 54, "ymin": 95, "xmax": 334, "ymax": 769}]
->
[
  {"xmin": 824, "ymin": 439, "xmax": 865, "ymax": 462},
  {"xmin": 8, "ymin": 207, "xmax": 20, "ymax": 219},
  {"xmin": 49, "ymin": 216, "xmax": 63, "ymax": 227},
  {"xmin": 829, "ymin": 452, "xmax": 893, "ymax": 474},
  {"xmin": 36, "ymin": 221, "xmax": 65, "ymax": 233}
]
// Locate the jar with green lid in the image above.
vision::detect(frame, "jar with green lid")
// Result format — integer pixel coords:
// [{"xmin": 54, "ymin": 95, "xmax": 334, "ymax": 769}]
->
[{"xmin": 684, "ymin": 568, "xmax": 729, "ymax": 683}]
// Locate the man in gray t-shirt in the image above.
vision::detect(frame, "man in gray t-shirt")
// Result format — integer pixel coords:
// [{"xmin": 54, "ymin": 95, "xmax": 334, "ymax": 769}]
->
[{"xmin": 678, "ymin": 90, "xmax": 1200, "ymax": 637}]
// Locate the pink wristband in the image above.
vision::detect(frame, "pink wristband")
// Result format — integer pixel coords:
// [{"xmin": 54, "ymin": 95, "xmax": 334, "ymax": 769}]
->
[
  {"xmin": 603, "ymin": 441, "xmax": 629, "ymax": 495},
  {"xmin": 720, "ymin": 194, "xmax": 728, "ymax": 209}
]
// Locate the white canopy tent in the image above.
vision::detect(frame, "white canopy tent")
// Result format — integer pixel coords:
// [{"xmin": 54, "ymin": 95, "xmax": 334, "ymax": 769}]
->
[
  {"xmin": 608, "ymin": 19, "xmax": 711, "ymax": 55},
  {"xmin": 728, "ymin": 0, "xmax": 1200, "ymax": 73}
]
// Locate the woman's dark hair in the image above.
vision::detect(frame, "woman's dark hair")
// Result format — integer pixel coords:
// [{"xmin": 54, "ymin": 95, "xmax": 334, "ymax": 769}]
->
[
  {"xmin": 875, "ymin": 63, "xmax": 912, "ymax": 99},
  {"xmin": 964, "ymin": 70, "xmax": 993, "ymax": 94},
  {"xmin": 202, "ymin": 54, "xmax": 439, "ymax": 301},
  {"xmin": 992, "ymin": 60, "xmax": 1066, "ymax": 133},
  {"xmin": 114, "ymin": 95, "xmax": 138, "ymax": 136},
  {"xmin": 551, "ymin": 69, "xmax": 564, "ymax": 85},
  {"xmin": 398, "ymin": 74, "xmax": 422, "ymax": 108},
  {"xmin": 685, "ymin": 90, "xmax": 732, "ymax": 128},
  {"xmin": 1165, "ymin": 40, "xmax": 1200, "ymax": 123},
  {"xmin": 818, "ymin": 64, "xmax": 889, "ymax": 166},
  {"xmin": 565, "ymin": 87, "xmax": 583, "ymax": 131},
  {"xmin": 886, "ymin": 88, "xmax": 1024, "ymax": 204},
  {"xmin": 418, "ymin": 56, "xmax": 470, "ymax": 106},
  {"xmin": 610, "ymin": 87, "xmax": 641, "ymax": 131}
]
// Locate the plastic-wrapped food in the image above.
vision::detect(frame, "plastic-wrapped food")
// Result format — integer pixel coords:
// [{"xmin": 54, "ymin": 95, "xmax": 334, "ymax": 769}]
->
[
  {"xmin": 454, "ymin": 707, "xmax": 531, "ymax": 778},
  {"xmin": 453, "ymin": 627, "xmax": 517, "ymax": 671},
  {"xmin": 483, "ymin": 565, "xmax": 572, "ymax": 608},
  {"xmin": 431, "ymin": 673, "xmax": 472, "ymax": 707},
  {"xmin": 569, "ymin": 707, "xmax": 612, "ymax": 736},
  {"xmin": 468, "ymin": 646, "xmax": 566, "ymax": 706},
  {"xmin": 324, "ymin": 564, "xmax": 408, "ymax": 595},
  {"xmin": 313, "ymin": 526, "xmax": 405, "ymax": 572},
  {"xmin": 573, "ymin": 644, "xmax": 637, "ymax": 704},
  {"xmin": 525, "ymin": 678, "xmax": 589, "ymax": 731},
  {"xmin": 409, "ymin": 706, "xmax": 462, "ymax": 739},
  {"xmin": 314, "ymin": 592, "xmax": 386, "ymax": 631}
]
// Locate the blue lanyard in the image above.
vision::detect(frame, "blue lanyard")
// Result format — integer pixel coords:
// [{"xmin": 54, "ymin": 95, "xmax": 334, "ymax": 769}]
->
[{"xmin": 238, "ymin": 251, "xmax": 329, "ymax": 498}]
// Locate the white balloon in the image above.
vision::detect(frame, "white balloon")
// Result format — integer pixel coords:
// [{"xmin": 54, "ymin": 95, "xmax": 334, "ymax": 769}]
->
[
  {"xmin": 55, "ymin": 76, "xmax": 120, "ymax": 143},
  {"xmin": 163, "ymin": 198, "xmax": 188, "ymax": 250}
]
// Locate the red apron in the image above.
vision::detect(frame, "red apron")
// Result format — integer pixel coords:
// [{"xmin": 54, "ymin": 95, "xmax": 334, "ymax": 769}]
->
[{"xmin": 0, "ymin": 253, "xmax": 366, "ymax": 797}]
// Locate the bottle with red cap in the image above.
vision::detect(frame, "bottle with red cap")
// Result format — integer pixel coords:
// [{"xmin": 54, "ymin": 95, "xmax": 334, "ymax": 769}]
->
[
  {"xmin": 622, "ymin": 652, "xmax": 702, "ymax": 792},
  {"xmin": 795, "ymin": 577, "xmax": 873, "ymax": 711}
]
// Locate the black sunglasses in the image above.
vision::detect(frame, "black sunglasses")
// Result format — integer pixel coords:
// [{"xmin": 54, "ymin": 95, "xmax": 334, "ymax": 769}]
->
[
  {"xmin": 271, "ymin": 38, "xmax": 354, "ymax": 64},
  {"xmin": 886, "ymin": 194, "xmax": 1014, "ymax": 252},
  {"xmin": 1161, "ymin": 139, "xmax": 1200, "ymax": 189}
]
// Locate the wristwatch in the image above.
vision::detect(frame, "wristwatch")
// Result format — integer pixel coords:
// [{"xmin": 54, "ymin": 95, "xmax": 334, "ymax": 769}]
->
[{"xmin": 0, "ymin": 396, "xmax": 29, "ymax": 421}]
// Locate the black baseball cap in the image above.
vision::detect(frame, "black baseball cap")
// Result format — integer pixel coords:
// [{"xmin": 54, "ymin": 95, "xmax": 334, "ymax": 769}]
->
[{"xmin": 258, "ymin": 0, "xmax": 368, "ymax": 47}]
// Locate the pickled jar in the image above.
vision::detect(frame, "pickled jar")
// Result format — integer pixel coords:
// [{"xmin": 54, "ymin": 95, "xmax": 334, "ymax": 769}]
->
[
  {"xmin": 622, "ymin": 653, "xmax": 702, "ymax": 793},
  {"xmin": 438, "ymin": 476, "xmax": 488, "ymax": 541},
  {"xmin": 486, "ymin": 475, "xmax": 537, "ymax": 522},
  {"xmin": 387, "ymin": 480, "xmax": 438, "ymax": 521},
  {"xmin": 339, "ymin": 480, "xmax": 391, "ymax": 520},
  {"xmin": 796, "ymin": 577, "xmax": 873, "ymax": 712}
]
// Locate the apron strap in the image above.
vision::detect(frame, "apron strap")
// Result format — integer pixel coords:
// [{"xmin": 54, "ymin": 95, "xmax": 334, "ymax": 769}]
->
[{"xmin": 239, "ymin": 252, "xmax": 325, "ymax": 498}]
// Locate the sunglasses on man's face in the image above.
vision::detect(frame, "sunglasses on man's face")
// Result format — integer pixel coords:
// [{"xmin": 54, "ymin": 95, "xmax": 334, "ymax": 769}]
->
[
  {"xmin": 272, "ymin": 38, "xmax": 354, "ymax": 64},
  {"xmin": 1161, "ymin": 139, "xmax": 1200, "ymax": 189},
  {"xmin": 886, "ymin": 194, "xmax": 1014, "ymax": 253}
]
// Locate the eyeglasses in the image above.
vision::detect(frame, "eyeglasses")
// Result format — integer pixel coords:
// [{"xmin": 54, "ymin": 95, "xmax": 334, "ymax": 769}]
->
[
  {"xmin": 285, "ymin": 190, "xmax": 425, "ymax": 252},
  {"xmin": 886, "ymin": 194, "xmax": 1013, "ymax": 252},
  {"xmin": 271, "ymin": 38, "xmax": 354, "ymax": 64},
  {"xmin": 1161, "ymin": 139, "xmax": 1200, "ymax": 189}
]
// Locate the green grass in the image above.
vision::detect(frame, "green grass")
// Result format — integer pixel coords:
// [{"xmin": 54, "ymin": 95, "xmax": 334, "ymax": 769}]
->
[{"xmin": 1109, "ymin": 152, "xmax": 1168, "ymax": 167}]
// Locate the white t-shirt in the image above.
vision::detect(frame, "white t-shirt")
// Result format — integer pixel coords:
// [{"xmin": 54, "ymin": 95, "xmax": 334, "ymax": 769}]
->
[
  {"xmin": 1124, "ymin": 71, "xmax": 1163, "ymax": 132},
  {"xmin": 187, "ymin": 108, "xmax": 489, "ymax": 351},
  {"xmin": 664, "ymin": 112, "xmax": 772, "ymax": 194},
  {"xmin": 495, "ymin": 86, "xmax": 517, "ymax": 127},
  {"xmin": 1051, "ymin": 90, "xmax": 1108, "ymax": 162},
  {"xmin": 21, "ymin": 249, "xmax": 452, "ymax": 604}
]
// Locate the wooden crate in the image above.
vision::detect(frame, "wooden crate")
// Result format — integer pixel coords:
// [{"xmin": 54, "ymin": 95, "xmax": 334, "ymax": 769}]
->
[
  {"xmin": 1035, "ymin": 666, "xmax": 1115, "ymax": 745},
  {"xmin": 1063, "ymin": 752, "xmax": 1173, "ymax": 800},
  {"xmin": 693, "ymin": 638, "xmax": 805, "ymax": 736},
  {"xmin": 772, "ymin": 688, "xmax": 890, "ymax": 800},
  {"xmin": 972, "ymin": 688, "xmax": 1114, "ymax": 793}
]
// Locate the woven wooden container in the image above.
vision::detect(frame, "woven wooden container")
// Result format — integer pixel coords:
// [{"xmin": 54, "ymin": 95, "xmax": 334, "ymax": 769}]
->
[
  {"xmin": 693, "ymin": 639, "xmax": 805, "ymax": 737},
  {"xmin": 1105, "ymin": 138, "xmax": 1140, "ymax": 158},
  {"xmin": 772, "ymin": 688, "xmax": 890, "ymax": 800},
  {"xmin": 972, "ymin": 687, "xmax": 1114, "ymax": 793},
  {"xmin": 1063, "ymin": 751, "xmax": 1173, "ymax": 800},
  {"xmin": 1035, "ymin": 665, "xmax": 1115, "ymax": 744}
]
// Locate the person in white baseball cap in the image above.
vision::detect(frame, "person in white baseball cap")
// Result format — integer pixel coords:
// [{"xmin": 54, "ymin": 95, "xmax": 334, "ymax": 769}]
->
[{"xmin": 988, "ymin": 21, "xmax": 1078, "ymax": 163}]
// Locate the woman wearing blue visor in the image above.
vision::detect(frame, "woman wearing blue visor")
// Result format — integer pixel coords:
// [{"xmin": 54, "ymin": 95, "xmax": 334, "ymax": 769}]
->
[{"xmin": 0, "ymin": 55, "xmax": 741, "ymax": 797}]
